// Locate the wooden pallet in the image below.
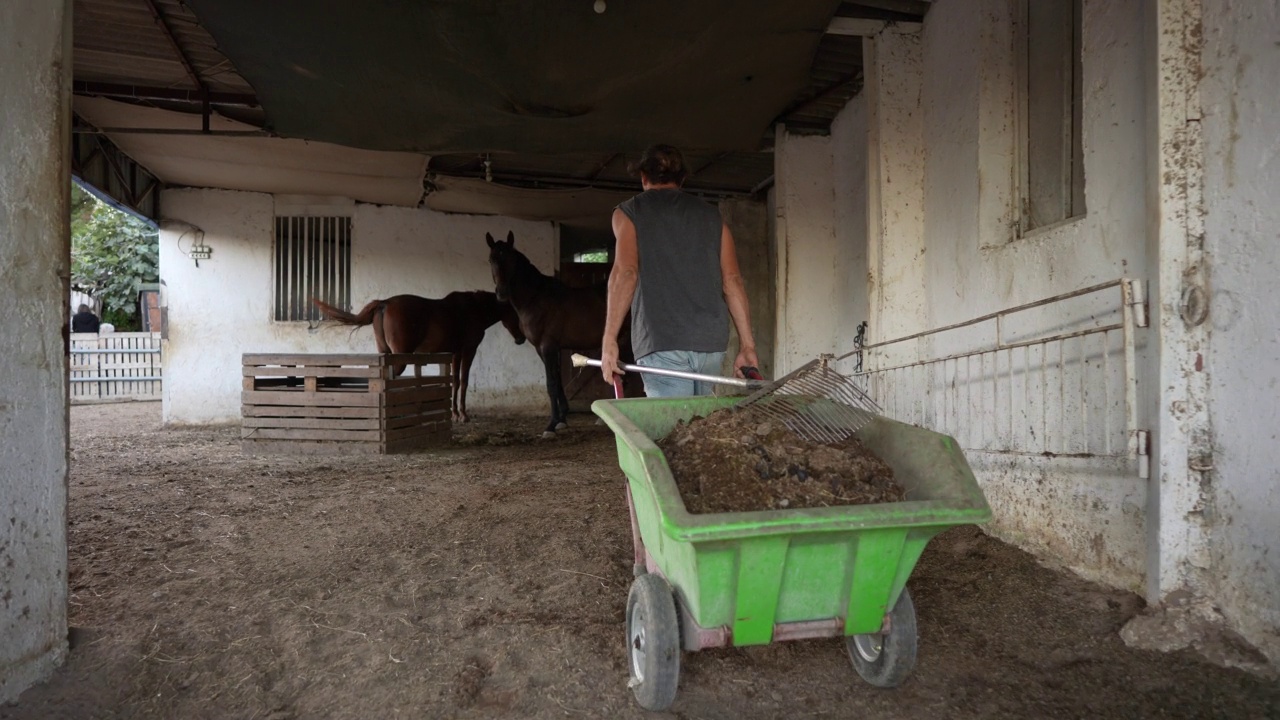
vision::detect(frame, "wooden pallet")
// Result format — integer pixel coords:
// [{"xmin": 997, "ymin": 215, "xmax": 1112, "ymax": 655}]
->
[{"xmin": 241, "ymin": 353, "xmax": 452, "ymax": 455}]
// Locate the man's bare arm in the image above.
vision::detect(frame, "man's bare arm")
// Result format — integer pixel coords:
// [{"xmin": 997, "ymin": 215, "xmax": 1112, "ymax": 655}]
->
[
  {"xmin": 720, "ymin": 223, "xmax": 759, "ymax": 376},
  {"xmin": 601, "ymin": 208, "xmax": 639, "ymax": 382}
]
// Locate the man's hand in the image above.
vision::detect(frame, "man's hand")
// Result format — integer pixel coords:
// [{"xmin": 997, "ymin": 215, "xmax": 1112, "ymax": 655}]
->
[
  {"xmin": 601, "ymin": 338, "xmax": 624, "ymax": 385},
  {"xmin": 733, "ymin": 345, "xmax": 760, "ymax": 379}
]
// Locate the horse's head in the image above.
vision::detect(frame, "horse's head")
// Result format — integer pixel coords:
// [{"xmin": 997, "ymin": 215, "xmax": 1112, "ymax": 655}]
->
[
  {"xmin": 498, "ymin": 301, "xmax": 526, "ymax": 345},
  {"xmin": 486, "ymin": 230, "xmax": 520, "ymax": 302}
]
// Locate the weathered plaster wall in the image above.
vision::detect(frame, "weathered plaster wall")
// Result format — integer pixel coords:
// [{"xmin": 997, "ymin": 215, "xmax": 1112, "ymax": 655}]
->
[
  {"xmin": 775, "ymin": 129, "xmax": 858, "ymax": 376},
  {"xmin": 159, "ymin": 188, "xmax": 556, "ymax": 425},
  {"xmin": 919, "ymin": 0, "xmax": 1149, "ymax": 320},
  {"xmin": 863, "ymin": 0, "xmax": 1154, "ymax": 591},
  {"xmin": 718, "ymin": 198, "xmax": 775, "ymax": 379},
  {"xmin": 769, "ymin": 94, "xmax": 868, "ymax": 380},
  {"xmin": 0, "ymin": 0, "xmax": 70, "ymax": 702},
  {"xmin": 1199, "ymin": 0, "xmax": 1280, "ymax": 665},
  {"xmin": 865, "ymin": 28, "xmax": 927, "ymax": 347},
  {"xmin": 832, "ymin": 95, "xmax": 871, "ymax": 345}
]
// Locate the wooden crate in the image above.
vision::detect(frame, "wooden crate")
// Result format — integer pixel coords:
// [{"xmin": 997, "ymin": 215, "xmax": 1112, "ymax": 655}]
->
[{"xmin": 241, "ymin": 353, "xmax": 452, "ymax": 455}]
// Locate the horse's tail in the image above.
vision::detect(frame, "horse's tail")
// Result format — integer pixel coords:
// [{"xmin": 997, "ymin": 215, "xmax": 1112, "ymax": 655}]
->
[
  {"xmin": 312, "ymin": 297, "xmax": 393, "ymax": 354},
  {"xmin": 312, "ymin": 298, "xmax": 383, "ymax": 327}
]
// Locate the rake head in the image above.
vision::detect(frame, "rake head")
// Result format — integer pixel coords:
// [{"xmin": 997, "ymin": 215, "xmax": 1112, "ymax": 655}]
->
[{"xmin": 735, "ymin": 354, "xmax": 881, "ymax": 445}]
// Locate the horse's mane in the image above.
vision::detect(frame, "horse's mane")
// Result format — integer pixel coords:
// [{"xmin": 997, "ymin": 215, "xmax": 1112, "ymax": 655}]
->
[
  {"xmin": 442, "ymin": 289, "xmax": 498, "ymax": 302},
  {"xmin": 508, "ymin": 248, "xmax": 571, "ymax": 296}
]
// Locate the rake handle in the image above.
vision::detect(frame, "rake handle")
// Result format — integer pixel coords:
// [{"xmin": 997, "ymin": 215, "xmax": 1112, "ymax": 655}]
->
[{"xmin": 570, "ymin": 353, "xmax": 765, "ymax": 389}]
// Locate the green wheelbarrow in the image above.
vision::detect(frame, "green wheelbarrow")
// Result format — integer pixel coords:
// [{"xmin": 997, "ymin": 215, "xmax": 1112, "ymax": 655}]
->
[{"xmin": 591, "ymin": 395, "xmax": 992, "ymax": 712}]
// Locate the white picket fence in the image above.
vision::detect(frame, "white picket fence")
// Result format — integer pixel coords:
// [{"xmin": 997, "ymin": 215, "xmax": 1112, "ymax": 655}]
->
[{"xmin": 70, "ymin": 332, "xmax": 162, "ymax": 403}]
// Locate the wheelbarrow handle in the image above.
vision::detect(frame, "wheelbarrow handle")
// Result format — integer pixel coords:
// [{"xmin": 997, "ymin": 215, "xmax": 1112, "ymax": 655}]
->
[{"xmin": 570, "ymin": 353, "xmax": 767, "ymax": 389}]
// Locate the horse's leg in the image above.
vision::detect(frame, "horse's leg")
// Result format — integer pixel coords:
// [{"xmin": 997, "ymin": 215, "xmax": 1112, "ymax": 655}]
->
[
  {"xmin": 375, "ymin": 302, "xmax": 406, "ymax": 377},
  {"xmin": 453, "ymin": 351, "xmax": 468, "ymax": 420},
  {"xmin": 553, "ymin": 352, "xmax": 570, "ymax": 429},
  {"xmin": 540, "ymin": 347, "xmax": 566, "ymax": 436},
  {"xmin": 547, "ymin": 348, "xmax": 568, "ymax": 430},
  {"xmin": 457, "ymin": 347, "xmax": 477, "ymax": 423}
]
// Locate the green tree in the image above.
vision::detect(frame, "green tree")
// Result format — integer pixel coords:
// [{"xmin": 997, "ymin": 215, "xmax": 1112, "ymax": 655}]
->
[
  {"xmin": 574, "ymin": 250, "xmax": 610, "ymax": 263},
  {"xmin": 70, "ymin": 183, "xmax": 159, "ymax": 330}
]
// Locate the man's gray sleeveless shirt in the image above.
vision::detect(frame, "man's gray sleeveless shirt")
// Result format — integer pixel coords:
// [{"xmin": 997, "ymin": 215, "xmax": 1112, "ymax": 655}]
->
[{"xmin": 618, "ymin": 189, "xmax": 728, "ymax": 359}]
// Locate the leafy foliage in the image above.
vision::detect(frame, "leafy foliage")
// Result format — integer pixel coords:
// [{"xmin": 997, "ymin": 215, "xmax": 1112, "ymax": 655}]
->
[
  {"xmin": 574, "ymin": 250, "xmax": 610, "ymax": 264},
  {"xmin": 70, "ymin": 184, "xmax": 159, "ymax": 330}
]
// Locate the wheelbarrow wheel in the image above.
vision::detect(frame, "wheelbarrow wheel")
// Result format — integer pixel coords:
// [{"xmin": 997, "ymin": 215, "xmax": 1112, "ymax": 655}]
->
[
  {"xmin": 847, "ymin": 586, "xmax": 917, "ymax": 688},
  {"xmin": 625, "ymin": 573, "xmax": 681, "ymax": 711}
]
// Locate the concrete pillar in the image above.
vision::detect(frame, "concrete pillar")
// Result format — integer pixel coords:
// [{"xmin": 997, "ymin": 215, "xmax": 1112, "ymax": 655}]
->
[
  {"xmin": 832, "ymin": 95, "xmax": 871, "ymax": 338},
  {"xmin": 1144, "ymin": 0, "xmax": 1213, "ymax": 604},
  {"xmin": 863, "ymin": 28, "xmax": 927, "ymax": 347},
  {"xmin": 0, "ymin": 0, "xmax": 72, "ymax": 703},
  {"xmin": 1185, "ymin": 0, "xmax": 1280, "ymax": 666},
  {"xmin": 773, "ymin": 126, "xmax": 845, "ymax": 375}
]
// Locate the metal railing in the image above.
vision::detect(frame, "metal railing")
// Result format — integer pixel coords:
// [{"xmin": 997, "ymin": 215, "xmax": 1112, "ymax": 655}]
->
[{"xmin": 851, "ymin": 279, "xmax": 1149, "ymax": 476}]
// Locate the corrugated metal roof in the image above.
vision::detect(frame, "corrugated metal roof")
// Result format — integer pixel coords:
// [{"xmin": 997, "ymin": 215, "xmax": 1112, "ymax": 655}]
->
[
  {"xmin": 73, "ymin": 0, "xmax": 256, "ymax": 96},
  {"xmin": 778, "ymin": 33, "xmax": 864, "ymax": 134},
  {"xmin": 70, "ymin": 1, "xmax": 927, "ymax": 205}
]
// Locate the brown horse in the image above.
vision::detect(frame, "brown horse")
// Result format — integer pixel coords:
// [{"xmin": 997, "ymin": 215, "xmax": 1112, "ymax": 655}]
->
[
  {"xmin": 312, "ymin": 291, "xmax": 525, "ymax": 422},
  {"xmin": 486, "ymin": 231, "xmax": 631, "ymax": 435}
]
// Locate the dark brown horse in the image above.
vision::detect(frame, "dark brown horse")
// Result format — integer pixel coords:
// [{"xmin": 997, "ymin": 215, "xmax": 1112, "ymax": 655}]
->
[
  {"xmin": 312, "ymin": 291, "xmax": 525, "ymax": 422},
  {"xmin": 486, "ymin": 231, "xmax": 631, "ymax": 435}
]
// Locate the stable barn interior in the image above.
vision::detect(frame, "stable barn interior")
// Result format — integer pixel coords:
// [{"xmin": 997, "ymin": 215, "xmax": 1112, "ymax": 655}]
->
[
  {"xmin": 3, "ymin": 0, "xmax": 1279, "ymax": 712},
  {"xmin": 158, "ymin": 190, "xmax": 559, "ymax": 424}
]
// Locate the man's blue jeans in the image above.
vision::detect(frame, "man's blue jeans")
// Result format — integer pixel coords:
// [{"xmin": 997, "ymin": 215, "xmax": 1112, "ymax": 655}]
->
[{"xmin": 636, "ymin": 350, "xmax": 726, "ymax": 397}]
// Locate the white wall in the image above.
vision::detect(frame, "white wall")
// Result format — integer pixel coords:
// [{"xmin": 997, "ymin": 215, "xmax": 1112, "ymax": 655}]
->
[
  {"xmin": 1200, "ymin": 0, "xmax": 1280, "ymax": 666},
  {"xmin": 771, "ymin": 94, "xmax": 869, "ymax": 379},
  {"xmin": 775, "ymin": 126, "xmax": 867, "ymax": 376},
  {"xmin": 770, "ymin": 0, "xmax": 1278, "ymax": 666},
  {"xmin": 865, "ymin": 29, "xmax": 927, "ymax": 347},
  {"xmin": 717, "ymin": 198, "xmax": 775, "ymax": 379},
  {"xmin": 832, "ymin": 95, "xmax": 871, "ymax": 344},
  {"xmin": 854, "ymin": 0, "xmax": 1154, "ymax": 591},
  {"xmin": 159, "ymin": 188, "xmax": 556, "ymax": 425},
  {"xmin": 0, "ymin": 0, "xmax": 70, "ymax": 702}
]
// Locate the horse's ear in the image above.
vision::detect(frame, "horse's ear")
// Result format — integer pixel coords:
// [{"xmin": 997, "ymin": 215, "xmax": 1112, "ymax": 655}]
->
[
  {"xmin": 506, "ymin": 230, "xmax": 515, "ymax": 247},
  {"xmin": 485, "ymin": 232, "xmax": 495, "ymax": 248}
]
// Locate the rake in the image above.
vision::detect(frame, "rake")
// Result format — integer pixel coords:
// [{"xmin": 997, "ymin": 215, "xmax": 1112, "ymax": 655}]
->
[{"xmin": 570, "ymin": 353, "xmax": 881, "ymax": 444}]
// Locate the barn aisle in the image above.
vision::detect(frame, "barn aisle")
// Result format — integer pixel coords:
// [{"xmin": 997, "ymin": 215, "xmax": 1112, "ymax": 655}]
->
[{"xmin": 2, "ymin": 403, "xmax": 1275, "ymax": 719}]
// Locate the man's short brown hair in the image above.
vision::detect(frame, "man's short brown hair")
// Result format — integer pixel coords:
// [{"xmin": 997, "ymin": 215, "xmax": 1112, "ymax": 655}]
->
[{"xmin": 631, "ymin": 144, "xmax": 688, "ymax": 186}]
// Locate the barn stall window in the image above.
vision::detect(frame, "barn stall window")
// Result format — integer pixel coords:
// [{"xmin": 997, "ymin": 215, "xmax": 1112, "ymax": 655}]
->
[
  {"xmin": 1016, "ymin": 0, "xmax": 1085, "ymax": 235},
  {"xmin": 272, "ymin": 216, "xmax": 352, "ymax": 322}
]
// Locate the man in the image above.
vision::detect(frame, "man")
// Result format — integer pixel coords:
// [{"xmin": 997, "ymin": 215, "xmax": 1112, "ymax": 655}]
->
[
  {"xmin": 71, "ymin": 303, "xmax": 101, "ymax": 333},
  {"xmin": 600, "ymin": 144, "xmax": 759, "ymax": 396}
]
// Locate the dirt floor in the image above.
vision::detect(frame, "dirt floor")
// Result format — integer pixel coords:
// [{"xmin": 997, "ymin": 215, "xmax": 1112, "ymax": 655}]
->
[
  {"xmin": 659, "ymin": 408, "xmax": 904, "ymax": 513},
  {"xmin": 3, "ymin": 402, "xmax": 1278, "ymax": 720}
]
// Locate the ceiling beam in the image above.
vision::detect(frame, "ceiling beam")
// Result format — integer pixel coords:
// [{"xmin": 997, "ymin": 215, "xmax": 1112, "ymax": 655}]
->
[
  {"xmin": 749, "ymin": 174, "xmax": 775, "ymax": 195},
  {"xmin": 588, "ymin": 152, "xmax": 622, "ymax": 181},
  {"xmin": 73, "ymin": 81, "xmax": 259, "ymax": 107},
  {"xmin": 774, "ymin": 70, "xmax": 862, "ymax": 123},
  {"xmin": 842, "ymin": 0, "xmax": 930, "ymax": 17},
  {"xmin": 73, "ymin": 127, "xmax": 272, "ymax": 137},
  {"xmin": 433, "ymin": 168, "xmax": 752, "ymax": 198},
  {"xmin": 826, "ymin": 17, "xmax": 888, "ymax": 36},
  {"xmin": 776, "ymin": 119, "xmax": 833, "ymax": 135},
  {"xmin": 141, "ymin": 0, "xmax": 206, "ymax": 92},
  {"xmin": 693, "ymin": 152, "xmax": 731, "ymax": 176},
  {"xmin": 71, "ymin": 123, "xmax": 163, "ymax": 220}
]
